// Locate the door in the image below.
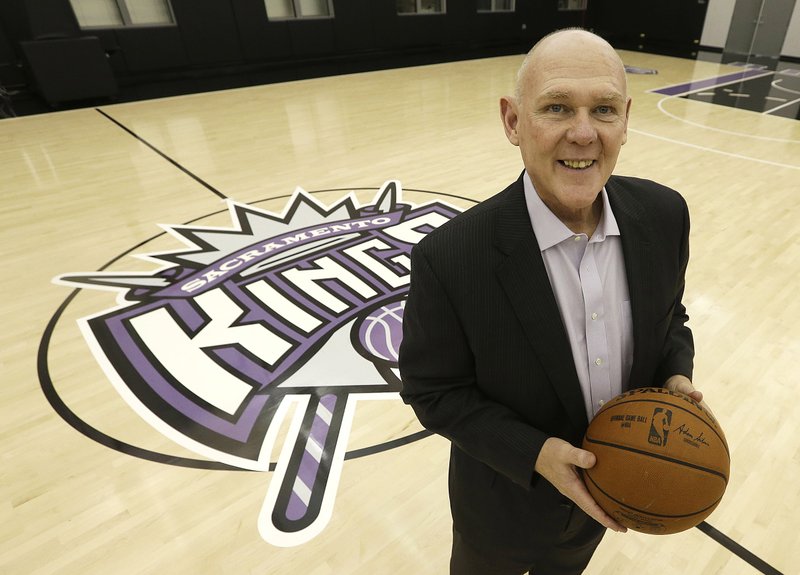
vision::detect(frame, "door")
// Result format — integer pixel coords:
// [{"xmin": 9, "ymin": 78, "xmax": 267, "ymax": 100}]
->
[{"xmin": 723, "ymin": 0, "xmax": 797, "ymax": 67}]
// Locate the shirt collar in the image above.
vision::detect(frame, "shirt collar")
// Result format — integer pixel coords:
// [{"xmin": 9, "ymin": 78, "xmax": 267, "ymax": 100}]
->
[{"xmin": 522, "ymin": 171, "xmax": 620, "ymax": 252}]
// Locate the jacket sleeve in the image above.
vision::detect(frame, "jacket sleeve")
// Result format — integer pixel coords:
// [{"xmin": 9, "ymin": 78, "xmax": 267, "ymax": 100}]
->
[
  {"xmin": 398, "ymin": 243, "xmax": 547, "ymax": 489},
  {"xmin": 655, "ymin": 193, "xmax": 695, "ymax": 386}
]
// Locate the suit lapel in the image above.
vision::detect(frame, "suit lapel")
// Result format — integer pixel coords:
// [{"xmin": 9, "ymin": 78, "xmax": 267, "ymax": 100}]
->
[
  {"xmin": 493, "ymin": 177, "xmax": 588, "ymax": 430},
  {"xmin": 606, "ymin": 176, "xmax": 656, "ymax": 390}
]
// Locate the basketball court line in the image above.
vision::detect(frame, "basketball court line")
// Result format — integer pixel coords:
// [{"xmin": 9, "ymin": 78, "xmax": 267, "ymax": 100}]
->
[
  {"xmin": 772, "ymin": 79, "xmax": 800, "ymax": 97},
  {"xmin": 763, "ymin": 96, "xmax": 800, "ymax": 115},
  {"xmin": 696, "ymin": 523, "xmax": 784, "ymax": 575},
  {"xmin": 656, "ymin": 66, "xmax": 800, "ymax": 116},
  {"xmin": 650, "ymin": 69, "xmax": 800, "ymax": 140},
  {"xmin": 653, "ymin": 94, "xmax": 800, "ymax": 144},
  {"xmin": 81, "ymin": 103, "xmax": 785, "ymax": 575},
  {"xmin": 628, "ymin": 127, "xmax": 800, "ymax": 170},
  {"xmin": 95, "ymin": 108, "xmax": 229, "ymax": 200},
  {"xmin": 655, "ymin": 95, "xmax": 800, "ymax": 143}
]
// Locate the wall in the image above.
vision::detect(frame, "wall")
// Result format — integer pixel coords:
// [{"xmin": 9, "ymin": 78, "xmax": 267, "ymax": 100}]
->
[
  {"xmin": 0, "ymin": 0, "xmax": 27, "ymax": 87},
  {"xmin": 700, "ymin": 0, "xmax": 735, "ymax": 47},
  {"xmin": 587, "ymin": 0, "xmax": 709, "ymax": 58},
  {"xmin": 0, "ymin": 0, "xmax": 710, "ymax": 102},
  {"xmin": 782, "ymin": 1, "xmax": 800, "ymax": 57},
  {"xmin": 0, "ymin": 18, "xmax": 15, "ymax": 83},
  {"xmin": 700, "ymin": 0, "xmax": 800, "ymax": 58}
]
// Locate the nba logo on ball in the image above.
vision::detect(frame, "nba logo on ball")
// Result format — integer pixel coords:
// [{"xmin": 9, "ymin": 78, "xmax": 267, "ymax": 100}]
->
[
  {"xmin": 648, "ymin": 407, "xmax": 672, "ymax": 447},
  {"xmin": 583, "ymin": 388, "xmax": 730, "ymax": 534}
]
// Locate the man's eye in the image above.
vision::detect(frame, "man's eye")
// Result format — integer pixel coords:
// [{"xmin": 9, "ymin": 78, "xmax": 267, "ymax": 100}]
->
[
  {"xmin": 548, "ymin": 104, "xmax": 564, "ymax": 113},
  {"xmin": 596, "ymin": 105, "xmax": 613, "ymax": 114}
]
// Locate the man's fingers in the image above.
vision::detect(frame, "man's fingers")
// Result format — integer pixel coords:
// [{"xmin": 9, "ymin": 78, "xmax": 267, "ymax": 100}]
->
[
  {"xmin": 688, "ymin": 389, "xmax": 703, "ymax": 403},
  {"xmin": 536, "ymin": 438, "xmax": 628, "ymax": 533},
  {"xmin": 580, "ymin": 497, "xmax": 628, "ymax": 533},
  {"xmin": 571, "ymin": 449, "xmax": 627, "ymax": 532},
  {"xmin": 571, "ymin": 447, "xmax": 596, "ymax": 470},
  {"xmin": 570, "ymin": 472, "xmax": 627, "ymax": 532},
  {"xmin": 564, "ymin": 447, "xmax": 626, "ymax": 532},
  {"xmin": 665, "ymin": 375, "xmax": 711, "ymax": 413}
]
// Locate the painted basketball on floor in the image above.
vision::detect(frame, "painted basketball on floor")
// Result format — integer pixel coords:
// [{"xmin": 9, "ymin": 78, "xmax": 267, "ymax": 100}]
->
[
  {"xmin": 356, "ymin": 301, "xmax": 405, "ymax": 363},
  {"xmin": 582, "ymin": 387, "xmax": 730, "ymax": 534}
]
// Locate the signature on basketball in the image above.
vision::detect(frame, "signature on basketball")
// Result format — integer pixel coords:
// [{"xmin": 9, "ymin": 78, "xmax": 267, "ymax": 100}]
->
[{"xmin": 675, "ymin": 424, "xmax": 710, "ymax": 448}]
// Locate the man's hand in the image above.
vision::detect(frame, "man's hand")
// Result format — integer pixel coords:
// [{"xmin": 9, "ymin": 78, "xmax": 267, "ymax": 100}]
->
[
  {"xmin": 664, "ymin": 374, "xmax": 702, "ymax": 403},
  {"xmin": 534, "ymin": 437, "xmax": 627, "ymax": 533},
  {"xmin": 664, "ymin": 374, "xmax": 718, "ymax": 421}
]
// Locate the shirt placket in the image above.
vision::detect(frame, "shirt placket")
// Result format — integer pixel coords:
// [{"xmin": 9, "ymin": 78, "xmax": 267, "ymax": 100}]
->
[{"xmin": 580, "ymin": 241, "xmax": 612, "ymax": 417}]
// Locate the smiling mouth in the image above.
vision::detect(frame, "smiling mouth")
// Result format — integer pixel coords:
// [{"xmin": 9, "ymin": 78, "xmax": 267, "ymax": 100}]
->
[{"xmin": 559, "ymin": 160, "xmax": 595, "ymax": 170}]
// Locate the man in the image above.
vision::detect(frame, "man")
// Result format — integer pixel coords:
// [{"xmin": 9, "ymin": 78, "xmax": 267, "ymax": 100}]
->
[{"xmin": 398, "ymin": 29, "xmax": 701, "ymax": 574}]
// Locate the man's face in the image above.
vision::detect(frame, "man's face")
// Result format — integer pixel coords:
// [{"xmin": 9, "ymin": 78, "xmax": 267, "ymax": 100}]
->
[{"xmin": 501, "ymin": 33, "xmax": 631, "ymax": 223}]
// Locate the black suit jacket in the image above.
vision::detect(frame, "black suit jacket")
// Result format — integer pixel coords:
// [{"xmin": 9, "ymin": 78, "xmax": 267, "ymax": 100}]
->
[{"xmin": 398, "ymin": 173, "xmax": 694, "ymax": 555}]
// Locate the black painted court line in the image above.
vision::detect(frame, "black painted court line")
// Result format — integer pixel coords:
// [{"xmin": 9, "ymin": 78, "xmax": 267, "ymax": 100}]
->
[
  {"xmin": 95, "ymin": 108, "xmax": 228, "ymax": 200},
  {"xmin": 37, "ymin": 289, "xmax": 245, "ymax": 472},
  {"xmin": 696, "ymin": 521, "xmax": 784, "ymax": 575},
  {"xmin": 344, "ymin": 430, "xmax": 434, "ymax": 461}
]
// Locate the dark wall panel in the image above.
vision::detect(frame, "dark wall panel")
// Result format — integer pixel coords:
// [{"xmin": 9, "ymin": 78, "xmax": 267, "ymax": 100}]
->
[
  {"xmin": 394, "ymin": 14, "xmax": 448, "ymax": 48},
  {"xmin": 0, "ymin": 0, "xmax": 30, "ymax": 51},
  {"xmin": 522, "ymin": 3, "xmax": 587, "ymax": 42},
  {"xmin": 0, "ymin": 14, "xmax": 20, "ymax": 86},
  {"xmin": 115, "ymin": 27, "xmax": 188, "ymax": 72},
  {"xmin": 588, "ymin": 0, "xmax": 707, "ymax": 58},
  {"xmin": 0, "ymin": 0, "xmax": 710, "ymax": 111},
  {"xmin": 441, "ymin": 1, "xmax": 470, "ymax": 48},
  {"xmin": 232, "ymin": 0, "xmax": 291, "ymax": 61},
  {"xmin": 171, "ymin": 0, "xmax": 242, "ymax": 65},
  {"xmin": 470, "ymin": 13, "xmax": 524, "ymax": 48},
  {"xmin": 23, "ymin": 0, "xmax": 81, "ymax": 39},
  {"xmin": 288, "ymin": 19, "xmax": 336, "ymax": 57},
  {"xmin": 332, "ymin": 0, "xmax": 374, "ymax": 53},
  {"xmin": 0, "ymin": 15, "xmax": 14, "ymax": 61}
]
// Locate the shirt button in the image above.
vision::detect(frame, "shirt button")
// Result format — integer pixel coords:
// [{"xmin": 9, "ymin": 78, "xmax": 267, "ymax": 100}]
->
[
  {"xmin": 591, "ymin": 312, "xmax": 598, "ymax": 320},
  {"xmin": 574, "ymin": 236, "xmax": 582, "ymax": 242},
  {"xmin": 595, "ymin": 358, "xmax": 603, "ymax": 366},
  {"xmin": 598, "ymin": 399, "xmax": 605, "ymax": 407}
]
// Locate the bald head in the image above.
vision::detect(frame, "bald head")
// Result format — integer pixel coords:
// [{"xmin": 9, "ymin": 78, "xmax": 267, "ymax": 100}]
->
[
  {"xmin": 498, "ymin": 27, "xmax": 632, "ymax": 230},
  {"xmin": 515, "ymin": 29, "xmax": 627, "ymax": 101}
]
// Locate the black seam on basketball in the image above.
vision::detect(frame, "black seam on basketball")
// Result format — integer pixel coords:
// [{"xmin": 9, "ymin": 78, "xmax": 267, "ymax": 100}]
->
[
  {"xmin": 583, "ymin": 436, "xmax": 729, "ymax": 483},
  {"xmin": 583, "ymin": 470, "xmax": 724, "ymax": 519},
  {"xmin": 594, "ymin": 399, "xmax": 730, "ymax": 457}
]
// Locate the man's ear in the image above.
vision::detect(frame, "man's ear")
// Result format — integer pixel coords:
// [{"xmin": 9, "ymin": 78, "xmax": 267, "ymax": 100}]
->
[
  {"xmin": 500, "ymin": 96, "xmax": 520, "ymax": 146},
  {"xmin": 622, "ymin": 96, "xmax": 632, "ymax": 145}
]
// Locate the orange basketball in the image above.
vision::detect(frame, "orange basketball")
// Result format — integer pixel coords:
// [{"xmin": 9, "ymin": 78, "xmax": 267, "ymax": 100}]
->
[{"xmin": 581, "ymin": 387, "xmax": 730, "ymax": 534}]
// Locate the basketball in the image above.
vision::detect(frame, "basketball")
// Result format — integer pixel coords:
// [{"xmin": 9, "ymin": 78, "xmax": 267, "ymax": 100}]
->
[{"xmin": 582, "ymin": 387, "xmax": 730, "ymax": 534}]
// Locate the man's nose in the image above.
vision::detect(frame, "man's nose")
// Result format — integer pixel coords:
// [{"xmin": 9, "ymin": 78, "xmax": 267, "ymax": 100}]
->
[{"xmin": 566, "ymin": 110, "xmax": 597, "ymax": 145}]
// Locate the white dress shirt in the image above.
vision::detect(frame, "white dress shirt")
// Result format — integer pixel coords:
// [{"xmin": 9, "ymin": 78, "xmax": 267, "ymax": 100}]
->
[{"xmin": 522, "ymin": 172, "xmax": 633, "ymax": 420}]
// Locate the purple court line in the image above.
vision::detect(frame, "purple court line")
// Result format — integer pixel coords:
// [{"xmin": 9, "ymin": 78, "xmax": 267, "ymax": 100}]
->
[{"xmin": 650, "ymin": 69, "xmax": 775, "ymax": 96}]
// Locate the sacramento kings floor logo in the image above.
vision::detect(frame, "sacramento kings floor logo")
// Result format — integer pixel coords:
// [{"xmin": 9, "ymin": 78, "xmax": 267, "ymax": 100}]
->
[{"xmin": 52, "ymin": 181, "xmax": 463, "ymax": 546}]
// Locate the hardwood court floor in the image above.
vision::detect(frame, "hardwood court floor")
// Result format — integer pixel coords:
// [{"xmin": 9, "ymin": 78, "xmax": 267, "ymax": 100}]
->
[{"xmin": 2, "ymin": 49, "xmax": 799, "ymax": 574}]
